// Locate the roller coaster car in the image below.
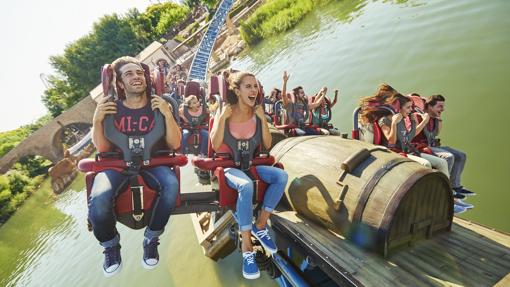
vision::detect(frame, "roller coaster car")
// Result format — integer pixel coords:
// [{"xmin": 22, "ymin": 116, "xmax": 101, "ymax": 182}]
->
[
  {"xmin": 352, "ymin": 104, "xmax": 433, "ymax": 156},
  {"xmin": 209, "ymin": 74, "xmax": 228, "ymax": 101},
  {"xmin": 77, "ymin": 64, "xmax": 188, "ymax": 230},
  {"xmin": 272, "ymin": 96, "xmax": 320, "ymax": 137},
  {"xmin": 192, "ymin": 86, "xmax": 284, "ymax": 210},
  {"xmin": 352, "ymin": 105, "xmax": 411, "ymax": 157},
  {"xmin": 153, "ymin": 63, "xmax": 183, "ymax": 110},
  {"xmin": 180, "ymin": 81, "xmax": 209, "ymax": 155}
]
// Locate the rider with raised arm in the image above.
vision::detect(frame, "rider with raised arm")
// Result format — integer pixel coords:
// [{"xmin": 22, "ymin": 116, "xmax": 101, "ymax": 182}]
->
[
  {"xmin": 90, "ymin": 56, "xmax": 181, "ymax": 276},
  {"xmin": 281, "ymin": 71, "xmax": 326, "ymax": 135},
  {"xmin": 311, "ymin": 88, "xmax": 339, "ymax": 135},
  {"xmin": 210, "ymin": 71, "xmax": 288, "ymax": 280}
]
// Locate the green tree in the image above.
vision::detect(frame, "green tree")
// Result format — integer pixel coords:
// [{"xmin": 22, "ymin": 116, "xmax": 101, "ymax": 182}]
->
[
  {"xmin": 184, "ymin": 0, "xmax": 201, "ymax": 8},
  {"xmin": 155, "ymin": 5, "xmax": 190, "ymax": 35},
  {"xmin": 41, "ymin": 75, "xmax": 76, "ymax": 117},
  {"xmin": 41, "ymin": 2, "xmax": 192, "ymax": 116},
  {"xmin": 50, "ymin": 14, "xmax": 139, "ymax": 95}
]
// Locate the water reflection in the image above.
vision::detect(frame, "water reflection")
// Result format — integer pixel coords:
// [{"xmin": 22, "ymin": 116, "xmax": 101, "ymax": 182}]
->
[{"xmin": 0, "ymin": 180, "xmax": 70, "ymax": 286}]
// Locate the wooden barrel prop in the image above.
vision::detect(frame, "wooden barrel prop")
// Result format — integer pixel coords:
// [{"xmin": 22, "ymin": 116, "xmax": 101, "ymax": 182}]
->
[
  {"xmin": 268, "ymin": 124, "xmax": 287, "ymax": 150},
  {"xmin": 270, "ymin": 136, "xmax": 453, "ymax": 256}
]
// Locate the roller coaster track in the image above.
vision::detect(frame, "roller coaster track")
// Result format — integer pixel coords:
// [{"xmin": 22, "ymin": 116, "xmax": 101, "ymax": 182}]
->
[{"xmin": 188, "ymin": 0, "xmax": 235, "ymax": 81}]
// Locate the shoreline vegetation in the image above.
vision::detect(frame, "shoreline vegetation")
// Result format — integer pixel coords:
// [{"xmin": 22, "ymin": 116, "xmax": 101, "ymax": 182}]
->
[
  {"xmin": 240, "ymin": 0, "xmax": 332, "ymax": 45},
  {"xmin": 0, "ymin": 118, "xmax": 53, "ymax": 225}
]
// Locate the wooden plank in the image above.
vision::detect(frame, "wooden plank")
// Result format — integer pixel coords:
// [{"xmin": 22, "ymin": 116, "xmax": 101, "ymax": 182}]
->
[
  {"xmin": 390, "ymin": 251, "xmax": 456, "ymax": 286},
  {"xmin": 393, "ymin": 223, "xmax": 510, "ymax": 285},
  {"xmin": 201, "ymin": 210, "xmax": 235, "ymax": 244},
  {"xmin": 190, "ymin": 212, "xmax": 207, "ymax": 243},
  {"xmin": 454, "ymin": 217, "xmax": 510, "ymax": 247},
  {"xmin": 437, "ymin": 232, "xmax": 510, "ymax": 270},
  {"xmin": 398, "ymin": 241, "xmax": 497, "ymax": 287},
  {"xmin": 495, "ymin": 273, "xmax": 510, "ymax": 287},
  {"xmin": 449, "ymin": 224, "xmax": 510, "ymax": 258}
]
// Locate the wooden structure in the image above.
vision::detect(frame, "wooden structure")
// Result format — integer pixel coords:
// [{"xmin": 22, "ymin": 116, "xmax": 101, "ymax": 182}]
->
[
  {"xmin": 190, "ymin": 210, "xmax": 238, "ymax": 260},
  {"xmin": 271, "ymin": 211, "xmax": 510, "ymax": 287},
  {"xmin": 271, "ymin": 136, "xmax": 453, "ymax": 256}
]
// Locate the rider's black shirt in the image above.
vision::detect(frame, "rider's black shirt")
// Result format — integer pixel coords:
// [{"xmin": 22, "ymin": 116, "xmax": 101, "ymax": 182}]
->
[{"xmin": 114, "ymin": 100, "xmax": 155, "ymax": 136}]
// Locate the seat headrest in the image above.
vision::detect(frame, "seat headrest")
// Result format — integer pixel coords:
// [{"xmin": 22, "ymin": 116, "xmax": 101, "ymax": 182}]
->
[
  {"xmin": 408, "ymin": 95, "xmax": 425, "ymax": 112},
  {"xmin": 101, "ymin": 63, "xmax": 153, "ymax": 101},
  {"xmin": 209, "ymin": 75, "xmax": 227, "ymax": 100},
  {"xmin": 184, "ymin": 81, "xmax": 204, "ymax": 99}
]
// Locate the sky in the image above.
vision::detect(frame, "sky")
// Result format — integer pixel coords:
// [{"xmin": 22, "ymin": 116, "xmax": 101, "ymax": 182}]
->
[{"xmin": 0, "ymin": 0, "xmax": 160, "ymax": 132}]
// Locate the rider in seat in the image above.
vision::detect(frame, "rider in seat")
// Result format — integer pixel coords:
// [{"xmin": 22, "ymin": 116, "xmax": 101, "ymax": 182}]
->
[
  {"xmin": 280, "ymin": 71, "xmax": 327, "ymax": 136},
  {"xmin": 209, "ymin": 71, "xmax": 288, "ymax": 280},
  {"xmin": 89, "ymin": 56, "xmax": 181, "ymax": 276},
  {"xmin": 179, "ymin": 91, "xmax": 209, "ymax": 156},
  {"xmin": 311, "ymin": 88, "xmax": 339, "ymax": 135},
  {"xmin": 412, "ymin": 94, "xmax": 475, "ymax": 201}
]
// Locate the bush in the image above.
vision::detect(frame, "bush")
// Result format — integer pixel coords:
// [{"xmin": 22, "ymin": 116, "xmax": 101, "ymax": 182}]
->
[
  {"xmin": 16, "ymin": 156, "xmax": 51, "ymax": 178},
  {"xmin": 7, "ymin": 171, "xmax": 30, "ymax": 195},
  {"xmin": 0, "ymin": 189, "xmax": 12, "ymax": 206},
  {"xmin": 0, "ymin": 175, "xmax": 9, "ymax": 191},
  {"xmin": 240, "ymin": 0, "xmax": 327, "ymax": 44}
]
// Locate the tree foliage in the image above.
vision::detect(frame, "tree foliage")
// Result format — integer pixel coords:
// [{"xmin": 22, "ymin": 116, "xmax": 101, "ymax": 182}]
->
[{"xmin": 41, "ymin": 2, "xmax": 191, "ymax": 116}]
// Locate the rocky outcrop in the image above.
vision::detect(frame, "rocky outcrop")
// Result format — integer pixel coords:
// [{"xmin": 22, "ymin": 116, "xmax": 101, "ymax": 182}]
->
[{"xmin": 49, "ymin": 144, "xmax": 94, "ymax": 194}]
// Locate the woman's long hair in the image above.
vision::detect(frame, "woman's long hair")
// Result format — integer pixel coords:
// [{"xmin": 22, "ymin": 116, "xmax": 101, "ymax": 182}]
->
[
  {"xmin": 359, "ymin": 83, "xmax": 399, "ymax": 108},
  {"xmin": 359, "ymin": 83, "xmax": 400, "ymax": 123},
  {"xmin": 360, "ymin": 92, "xmax": 410, "ymax": 123},
  {"xmin": 225, "ymin": 71, "xmax": 256, "ymax": 105}
]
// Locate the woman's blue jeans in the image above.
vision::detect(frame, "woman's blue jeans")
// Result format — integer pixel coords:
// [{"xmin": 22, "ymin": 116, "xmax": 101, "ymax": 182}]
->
[
  {"xmin": 182, "ymin": 128, "xmax": 208, "ymax": 155},
  {"xmin": 88, "ymin": 166, "xmax": 179, "ymax": 246},
  {"xmin": 224, "ymin": 166, "xmax": 288, "ymax": 232}
]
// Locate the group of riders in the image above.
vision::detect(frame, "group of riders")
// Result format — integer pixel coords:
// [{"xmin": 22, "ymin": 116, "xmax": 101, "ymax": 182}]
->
[
  {"xmin": 87, "ymin": 56, "xmax": 474, "ymax": 280},
  {"xmin": 356, "ymin": 83, "xmax": 475, "ymax": 213}
]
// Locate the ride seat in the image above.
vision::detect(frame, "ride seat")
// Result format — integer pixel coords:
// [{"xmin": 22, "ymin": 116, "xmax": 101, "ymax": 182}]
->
[
  {"xmin": 192, "ymin": 77, "xmax": 283, "ymax": 209},
  {"xmin": 180, "ymin": 81, "xmax": 210, "ymax": 155},
  {"xmin": 193, "ymin": 117, "xmax": 282, "ymax": 209},
  {"xmin": 352, "ymin": 107, "xmax": 382, "ymax": 145},
  {"xmin": 79, "ymin": 154, "xmax": 188, "ymax": 229},
  {"xmin": 273, "ymin": 94, "xmax": 319, "ymax": 136}
]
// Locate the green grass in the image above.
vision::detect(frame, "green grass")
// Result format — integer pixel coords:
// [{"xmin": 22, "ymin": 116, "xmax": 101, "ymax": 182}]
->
[{"xmin": 240, "ymin": 0, "xmax": 332, "ymax": 44}]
